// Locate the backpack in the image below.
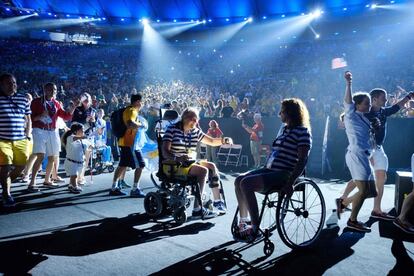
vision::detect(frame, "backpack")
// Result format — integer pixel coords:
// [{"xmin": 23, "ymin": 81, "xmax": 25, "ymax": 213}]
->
[{"xmin": 110, "ymin": 107, "xmax": 127, "ymax": 138}]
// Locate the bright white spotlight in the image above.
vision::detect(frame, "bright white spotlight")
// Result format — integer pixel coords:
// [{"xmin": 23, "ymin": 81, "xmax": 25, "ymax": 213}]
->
[
  {"xmin": 202, "ymin": 19, "xmax": 206, "ymax": 24},
  {"xmin": 315, "ymin": 34, "xmax": 320, "ymax": 39},
  {"xmin": 371, "ymin": 4, "xmax": 378, "ymax": 9},
  {"xmin": 281, "ymin": 14, "xmax": 286, "ymax": 18},
  {"xmin": 156, "ymin": 19, "xmax": 160, "ymax": 22},
  {"xmin": 312, "ymin": 9, "xmax": 323, "ymax": 18},
  {"xmin": 208, "ymin": 19, "xmax": 212, "ymax": 22},
  {"xmin": 173, "ymin": 19, "xmax": 177, "ymax": 22},
  {"xmin": 142, "ymin": 18, "xmax": 149, "ymax": 25},
  {"xmin": 225, "ymin": 18, "xmax": 230, "ymax": 22},
  {"xmin": 262, "ymin": 16, "xmax": 267, "ymax": 19},
  {"xmin": 247, "ymin": 17, "xmax": 253, "ymax": 23}
]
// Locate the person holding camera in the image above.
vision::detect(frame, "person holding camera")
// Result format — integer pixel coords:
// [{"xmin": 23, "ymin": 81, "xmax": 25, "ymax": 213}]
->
[
  {"xmin": 28, "ymin": 82, "xmax": 77, "ymax": 192},
  {"xmin": 162, "ymin": 108, "xmax": 232, "ymax": 218}
]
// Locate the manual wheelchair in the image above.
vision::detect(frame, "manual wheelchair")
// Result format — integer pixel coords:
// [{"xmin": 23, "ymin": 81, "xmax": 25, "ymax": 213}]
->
[
  {"xmin": 231, "ymin": 176, "xmax": 326, "ymax": 256},
  {"xmin": 144, "ymin": 108, "xmax": 226, "ymax": 225}
]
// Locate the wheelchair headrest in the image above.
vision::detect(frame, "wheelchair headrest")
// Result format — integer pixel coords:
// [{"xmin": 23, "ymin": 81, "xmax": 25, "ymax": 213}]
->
[{"xmin": 162, "ymin": 110, "xmax": 179, "ymax": 121}]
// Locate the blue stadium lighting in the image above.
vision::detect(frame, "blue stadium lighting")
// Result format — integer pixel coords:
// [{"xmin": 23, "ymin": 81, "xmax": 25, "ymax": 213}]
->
[
  {"xmin": 225, "ymin": 18, "xmax": 230, "ymax": 22},
  {"xmin": 281, "ymin": 14, "xmax": 286, "ymax": 18},
  {"xmin": 262, "ymin": 16, "xmax": 267, "ymax": 19},
  {"xmin": 142, "ymin": 18, "xmax": 149, "ymax": 25},
  {"xmin": 244, "ymin": 17, "xmax": 247, "ymax": 21},
  {"xmin": 5, "ymin": 8, "xmax": 10, "ymax": 11},
  {"xmin": 343, "ymin": 7, "xmax": 348, "ymax": 11},
  {"xmin": 124, "ymin": 37, "xmax": 128, "ymax": 41},
  {"xmin": 334, "ymin": 32, "xmax": 339, "ymax": 35},
  {"xmin": 66, "ymin": 14, "xmax": 70, "ymax": 17},
  {"xmin": 366, "ymin": 4, "xmax": 371, "ymax": 8},
  {"xmin": 34, "ymin": 12, "xmax": 39, "ymax": 16},
  {"xmin": 102, "ymin": 17, "xmax": 106, "ymax": 20},
  {"xmin": 301, "ymin": 12, "xmax": 305, "ymax": 16},
  {"xmin": 202, "ymin": 19, "xmax": 206, "ymax": 24},
  {"xmin": 79, "ymin": 16, "xmax": 83, "ymax": 19},
  {"xmin": 190, "ymin": 19, "xmax": 194, "ymax": 22},
  {"xmin": 353, "ymin": 30, "xmax": 357, "ymax": 33},
  {"xmin": 315, "ymin": 34, "xmax": 320, "ymax": 39},
  {"xmin": 26, "ymin": 10, "xmax": 30, "ymax": 14},
  {"xmin": 247, "ymin": 17, "xmax": 253, "ymax": 23},
  {"xmin": 390, "ymin": 0, "xmax": 395, "ymax": 3},
  {"xmin": 85, "ymin": 16, "xmax": 89, "ymax": 19},
  {"xmin": 312, "ymin": 9, "xmax": 323, "ymax": 18},
  {"xmin": 48, "ymin": 12, "xmax": 52, "ymax": 16},
  {"xmin": 371, "ymin": 4, "xmax": 378, "ymax": 9},
  {"xmin": 54, "ymin": 14, "xmax": 57, "ymax": 17},
  {"xmin": 121, "ymin": 18, "xmax": 125, "ymax": 21},
  {"xmin": 156, "ymin": 19, "xmax": 160, "ymax": 22},
  {"xmin": 208, "ymin": 19, "xmax": 212, "ymax": 22},
  {"xmin": 173, "ymin": 19, "xmax": 177, "ymax": 22}
]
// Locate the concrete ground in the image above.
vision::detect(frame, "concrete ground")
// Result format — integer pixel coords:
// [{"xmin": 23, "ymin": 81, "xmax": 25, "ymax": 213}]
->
[{"xmin": 0, "ymin": 169, "xmax": 413, "ymax": 275}]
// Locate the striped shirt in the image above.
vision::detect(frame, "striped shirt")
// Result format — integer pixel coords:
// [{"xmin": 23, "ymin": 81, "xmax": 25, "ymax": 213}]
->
[
  {"xmin": 163, "ymin": 123, "xmax": 205, "ymax": 157},
  {"xmin": 268, "ymin": 126, "xmax": 312, "ymax": 171},
  {"xmin": 0, "ymin": 93, "xmax": 31, "ymax": 140}
]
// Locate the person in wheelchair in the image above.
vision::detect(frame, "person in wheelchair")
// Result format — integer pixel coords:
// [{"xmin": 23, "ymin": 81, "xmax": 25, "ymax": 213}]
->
[
  {"xmin": 162, "ymin": 107, "xmax": 231, "ymax": 218},
  {"xmin": 94, "ymin": 109, "xmax": 112, "ymax": 166},
  {"xmin": 234, "ymin": 98, "xmax": 312, "ymax": 242}
]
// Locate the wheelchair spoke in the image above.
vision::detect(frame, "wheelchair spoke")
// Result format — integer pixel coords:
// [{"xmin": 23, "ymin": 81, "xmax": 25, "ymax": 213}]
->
[{"xmin": 307, "ymin": 194, "xmax": 320, "ymax": 210}]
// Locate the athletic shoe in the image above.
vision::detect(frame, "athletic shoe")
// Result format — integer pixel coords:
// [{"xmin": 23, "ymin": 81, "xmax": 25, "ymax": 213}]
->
[
  {"xmin": 393, "ymin": 218, "xmax": 414, "ymax": 234},
  {"xmin": 119, "ymin": 180, "xmax": 131, "ymax": 188},
  {"xmin": 2, "ymin": 195, "xmax": 16, "ymax": 208},
  {"xmin": 109, "ymin": 188, "xmax": 127, "ymax": 196},
  {"xmin": 68, "ymin": 185, "xmax": 82, "ymax": 194},
  {"xmin": 192, "ymin": 207, "xmax": 218, "ymax": 219},
  {"xmin": 213, "ymin": 201, "xmax": 227, "ymax": 215},
  {"xmin": 370, "ymin": 211, "xmax": 395, "ymax": 221},
  {"xmin": 347, "ymin": 219, "xmax": 371, "ymax": 233},
  {"xmin": 130, "ymin": 188, "xmax": 146, "ymax": 198}
]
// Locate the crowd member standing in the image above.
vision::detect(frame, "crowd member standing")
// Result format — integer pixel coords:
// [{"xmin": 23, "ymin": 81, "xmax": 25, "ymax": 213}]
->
[
  {"xmin": 338, "ymin": 89, "xmax": 414, "ymax": 219},
  {"xmin": 72, "ymin": 92, "xmax": 96, "ymax": 185},
  {"xmin": 338, "ymin": 71, "xmax": 375, "ymax": 232},
  {"xmin": 109, "ymin": 94, "xmax": 146, "ymax": 197},
  {"xmin": 206, "ymin": 120, "xmax": 223, "ymax": 164},
  {"xmin": 27, "ymin": 83, "xmax": 76, "ymax": 192},
  {"xmin": 0, "ymin": 73, "xmax": 32, "ymax": 207},
  {"xmin": 242, "ymin": 113, "xmax": 264, "ymax": 168}
]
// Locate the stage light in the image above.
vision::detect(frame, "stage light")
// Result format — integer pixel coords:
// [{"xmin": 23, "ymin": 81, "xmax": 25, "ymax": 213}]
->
[
  {"xmin": 208, "ymin": 19, "xmax": 212, "ymax": 22},
  {"xmin": 247, "ymin": 17, "xmax": 253, "ymax": 23},
  {"xmin": 34, "ymin": 12, "xmax": 38, "ymax": 16},
  {"xmin": 202, "ymin": 20, "xmax": 206, "ymax": 24},
  {"xmin": 54, "ymin": 14, "xmax": 57, "ymax": 17},
  {"xmin": 121, "ymin": 18, "xmax": 125, "ymax": 21},
  {"xmin": 5, "ymin": 8, "xmax": 10, "ymax": 11},
  {"xmin": 173, "ymin": 19, "xmax": 177, "ymax": 22},
  {"xmin": 66, "ymin": 14, "xmax": 70, "ymax": 17},
  {"xmin": 190, "ymin": 19, "xmax": 194, "ymax": 22},
  {"xmin": 312, "ymin": 9, "xmax": 323, "ymax": 18},
  {"xmin": 352, "ymin": 30, "xmax": 357, "ymax": 33},
  {"xmin": 85, "ymin": 16, "xmax": 89, "ymax": 19},
  {"xmin": 156, "ymin": 19, "xmax": 160, "ymax": 23},
  {"xmin": 315, "ymin": 34, "xmax": 320, "ymax": 39},
  {"xmin": 366, "ymin": 4, "xmax": 371, "ymax": 8},
  {"xmin": 102, "ymin": 17, "xmax": 106, "ymax": 20},
  {"xmin": 281, "ymin": 14, "xmax": 286, "ymax": 18},
  {"xmin": 390, "ymin": 0, "xmax": 395, "ymax": 3},
  {"xmin": 334, "ymin": 32, "xmax": 339, "ymax": 35},
  {"xmin": 262, "ymin": 16, "xmax": 267, "ymax": 19},
  {"xmin": 343, "ymin": 7, "xmax": 348, "ymax": 11},
  {"xmin": 371, "ymin": 4, "xmax": 378, "ymax": 9},
  {"xmin": 142, "ymin": 18, "xmax": 149, "ymax": 25},
  {"xmin": 48, "ymin": 12, "xmax": 52, "ymax": 16},
  {"xmin": 225, "ymin": 18, "xmax": 230, "ymax": 22}
]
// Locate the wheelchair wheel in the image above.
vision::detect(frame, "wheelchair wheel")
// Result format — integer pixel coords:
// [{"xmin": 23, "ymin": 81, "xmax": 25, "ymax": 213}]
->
[
  {"xmin": 276, "ymin": 178, "xmax": 326, "ymax": 249},
  {"xmin": 144, "ymin": 192, "xmax": 163, "ymax": 218},
  {"xmin": 107, "ymin": 165, "xmax": 115, "ymax": 173},
  {"xmin": 257, "ymin": 193, "xmax": 278, "ymax": 232},
  {"xmin": 173, "ymin": 207, "xmax": 187, "ymax": 225},
  {"xmin": 263, "ymin": 240, "xmax": 275, "ymax": 257}
]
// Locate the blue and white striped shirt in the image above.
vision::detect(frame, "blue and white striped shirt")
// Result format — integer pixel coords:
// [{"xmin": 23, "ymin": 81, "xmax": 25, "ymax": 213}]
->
[
  {"xmin": 0, "ymin": 93, "xmax": 31, "ymax": 140},
  {"xmin": 163, "ymin": 123, "xmax": 205, "ymax": 157}
]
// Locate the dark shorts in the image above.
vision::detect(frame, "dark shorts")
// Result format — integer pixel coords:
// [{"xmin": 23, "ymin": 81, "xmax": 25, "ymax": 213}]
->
[
  {"xmin": 119, "ymin": 147, "xmax": 145, "ymax": 169},
  {"xmin": 241, "ymin": 167, "xmax": 291, "ymax": 194}
]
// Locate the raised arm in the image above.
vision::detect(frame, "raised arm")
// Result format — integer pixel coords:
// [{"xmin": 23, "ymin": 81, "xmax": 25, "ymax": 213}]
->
[
  {"xmin": 344, "ymin": 71, "xmax": 353, "ymax": 104},
  {"xmin": 396, "ymin": 92, "xmax": 414, "ymax": 109}
]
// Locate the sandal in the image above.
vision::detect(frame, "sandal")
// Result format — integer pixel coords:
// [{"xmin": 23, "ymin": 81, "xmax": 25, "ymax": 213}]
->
[
  {"xmin": 393, "ymin": 218, "xmax": 414, "ymax": 234},
  {"xmin": 52, "ymin": 177, "xmax": 65, "ymax": 183},
  {"xmin": 43, "ymin": 182, "xmax": 59, "ymax": 188}
]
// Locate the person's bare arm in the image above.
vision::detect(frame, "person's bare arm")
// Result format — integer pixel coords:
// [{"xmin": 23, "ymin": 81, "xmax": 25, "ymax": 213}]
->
[{"xmin": 344, "ymin": 71, "xmax": 353, "ymax": 104}]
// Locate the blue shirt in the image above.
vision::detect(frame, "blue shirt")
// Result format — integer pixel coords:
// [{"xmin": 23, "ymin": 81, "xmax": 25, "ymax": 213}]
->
[
  {"xmin": 344, "ymin": 102, "xmax": 372, "ymax": 152},
  {"xmin": 364, "ymin": 105, "xmax": 400, "ymax": 146}
]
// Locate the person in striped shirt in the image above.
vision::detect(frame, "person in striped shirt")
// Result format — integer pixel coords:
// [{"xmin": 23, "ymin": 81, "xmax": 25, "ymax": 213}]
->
[
  {"xmin": 0, "ymin": 73, "xmax": 32, "ymax": 208},
  {"xmin": 234, "ymin": 98, "xmax": 312, "ymax": 242},
  {"xmin": 162, "ymin": 108, "xmax": 231, "ymax": 218}
]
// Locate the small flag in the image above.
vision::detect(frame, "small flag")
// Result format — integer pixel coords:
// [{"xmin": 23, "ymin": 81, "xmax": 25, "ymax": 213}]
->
[{"xmin": 331, "ymin": 57, "xmax": 347, "ymax": 69}]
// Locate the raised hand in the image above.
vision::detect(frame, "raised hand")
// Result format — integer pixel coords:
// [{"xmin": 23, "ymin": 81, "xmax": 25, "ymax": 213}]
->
[{"xmin": 344, "ymin": 71, "xmax": 352, "ymax": 83}]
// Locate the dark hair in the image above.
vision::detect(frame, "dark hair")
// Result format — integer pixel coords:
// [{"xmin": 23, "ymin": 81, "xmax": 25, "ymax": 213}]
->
[
  {"xmin": 131, "ymin": 93, "xmax": 142, "ymax": 104},
  {"xmin": 43, "ymin": 82, "xmax": 56, "ymax": 90},
  {"xmin": 369, "ymin": 88, "xmax": 386, "ymax": 99},
  {"xmin": 62, "ymin": 123, "xmax": 84, "ymax": 146},
  {"xmin": 0, "ymin": 73, "xmax": 15, "ymax": 83},
  {"xmin": 352, "ymin": 92, "xmax": 370, "ymax": 105}
]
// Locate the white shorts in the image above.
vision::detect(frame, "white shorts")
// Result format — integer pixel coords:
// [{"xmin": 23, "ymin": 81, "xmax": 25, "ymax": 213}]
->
[
  {"xmin": 32, "ymin": 128, "xmax": 61, "ymax": 156},
  {"xmin": 64, "ymin": 159, "xmax": 83, "ymax": 177},
  {"xmin": 346, "ymin": 150, "xmax": 374, "ymax": 181},
  {"xmin": 370, "ymin": 146, "xmax": 388, "ymax": 171}
]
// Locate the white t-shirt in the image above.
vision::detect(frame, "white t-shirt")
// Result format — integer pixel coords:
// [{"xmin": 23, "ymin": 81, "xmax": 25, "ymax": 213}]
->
[{"xmin": 66, "ymin": 135, "xmax": 91, "ymax": 163}]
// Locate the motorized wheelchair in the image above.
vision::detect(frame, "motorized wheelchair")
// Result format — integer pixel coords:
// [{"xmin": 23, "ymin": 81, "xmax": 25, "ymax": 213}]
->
[
  {"xmin": 144, "ymin": 108, "xmax": 226, "ymax": 225},
  {"xmin": 90, "ymin": 146, "xmax": 115, "ymax": 174},
  {"xmin": 231, "ymin": 174, "xmax": 326, "ymax": 256}
]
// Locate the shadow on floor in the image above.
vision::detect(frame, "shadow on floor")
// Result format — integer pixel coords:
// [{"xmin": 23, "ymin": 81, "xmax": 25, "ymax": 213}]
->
[
  {"xmin": 0, "ymin": 213, "xmax": 214, "ymax": 275},
  {"xmin": 153, "ymin": 226, "xmax": 366, "ymax": 275}
]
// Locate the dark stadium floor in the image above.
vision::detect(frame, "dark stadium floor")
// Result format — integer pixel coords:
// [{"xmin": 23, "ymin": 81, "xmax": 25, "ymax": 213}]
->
[{"xmin": 0, "ymin": 169, "xmax": 413, "ymax": 275}]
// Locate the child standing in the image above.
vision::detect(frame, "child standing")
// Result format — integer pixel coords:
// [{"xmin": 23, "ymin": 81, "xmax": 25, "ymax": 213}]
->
[{"xmin": 62, "ymin": 123, "xmax": 91, "ymax": 194}]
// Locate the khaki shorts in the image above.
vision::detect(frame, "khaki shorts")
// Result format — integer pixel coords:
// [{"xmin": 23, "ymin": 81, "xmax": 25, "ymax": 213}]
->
[{"xmin": 0, "ymin": 139, "xmax": 30, "ymax": 166}]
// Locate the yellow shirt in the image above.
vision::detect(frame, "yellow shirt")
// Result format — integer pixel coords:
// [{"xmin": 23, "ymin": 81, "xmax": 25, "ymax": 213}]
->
[{"xmin": 118, "ymin": 106, "xmax": 138, "ymax": 147}]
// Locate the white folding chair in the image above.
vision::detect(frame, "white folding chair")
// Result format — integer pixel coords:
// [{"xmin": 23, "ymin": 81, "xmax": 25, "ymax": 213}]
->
[
  {"xmin": 227, "ymin": 144, "xmax": 242, "ymax": 166},
  {"xmin": 217, "ymin": 144, "xmax": 231, "ymax": 166}
]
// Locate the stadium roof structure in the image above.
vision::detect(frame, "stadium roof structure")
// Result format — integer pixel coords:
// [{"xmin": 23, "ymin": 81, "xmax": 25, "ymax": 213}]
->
[{"xmin": 7, "ymin": 0, "xmax": 403, "ymax": 22}]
